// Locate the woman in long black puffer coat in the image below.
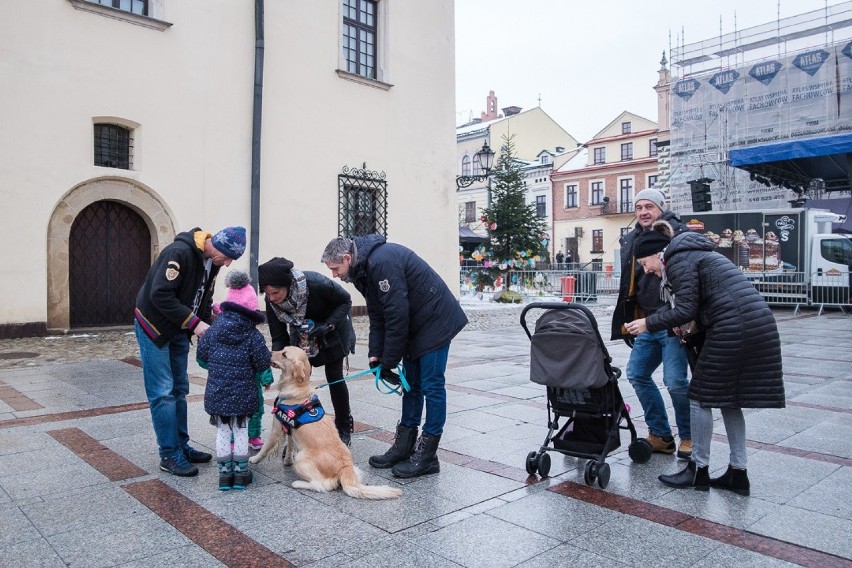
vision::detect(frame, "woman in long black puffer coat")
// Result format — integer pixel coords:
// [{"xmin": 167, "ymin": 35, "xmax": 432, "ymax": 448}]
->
[
  {"xmin": 258, "ymin": 257, "xmax": 357, "ymax": 445},
  {"xmin": 625, "ymin": 221, "xmax": 784, "ymax": 496}
]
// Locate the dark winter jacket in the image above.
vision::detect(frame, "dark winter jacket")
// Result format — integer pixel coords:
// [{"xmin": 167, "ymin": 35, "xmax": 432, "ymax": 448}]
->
[
  {"xmin": 611, "ymin": 211, "xmax": 686, "ymax": 341},
  {"xmin": 265, "ymin": 270, "xmax": 356, "ymax": 368},
  {"xmin": 348, "ymin": 234, "xmax": 468, "ymax": 368},
  {"xmin": 135, "ymin": 229, "xmax": 219, "ymax": 347},
  {"xmin": 644, "ymin": 231, "xmax": 785, "ymax": 409},
  {"xmin": 198, "ymin": 302, "xmax": 272, "ymax": 417}
]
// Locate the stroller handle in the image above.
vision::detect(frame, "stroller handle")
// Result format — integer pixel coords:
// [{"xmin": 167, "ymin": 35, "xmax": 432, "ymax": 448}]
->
[{"xmin": 519, "ymin": 302, "xmax": 602, "ymax": 340}]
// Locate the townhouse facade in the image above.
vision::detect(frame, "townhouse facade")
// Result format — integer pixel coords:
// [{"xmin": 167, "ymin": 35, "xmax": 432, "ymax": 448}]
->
[
  {"xmin": 0, "ymin": 0, "xmax": 457, "ymax": 335},
  {"xmin": 550, "ymin": 60, "xmax": 672, "ymax": 267}
]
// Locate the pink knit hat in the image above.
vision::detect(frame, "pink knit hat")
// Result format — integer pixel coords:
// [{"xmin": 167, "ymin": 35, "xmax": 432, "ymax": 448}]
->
[{"xmin": 223, "ymin": 270, "xmax": 258, "ymax": 311}]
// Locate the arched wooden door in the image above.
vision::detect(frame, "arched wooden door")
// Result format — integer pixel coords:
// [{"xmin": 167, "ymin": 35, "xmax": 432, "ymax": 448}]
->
[{"xmin": 69, "ymin": 201, "xmax": 150, "ymax": 327}]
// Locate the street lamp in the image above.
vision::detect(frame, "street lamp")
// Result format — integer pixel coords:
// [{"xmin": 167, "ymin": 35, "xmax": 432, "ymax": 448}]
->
[
  {"xmin": 456, "ymin": 141, "xmax": 496, "ymax": 206},
  {"xmin": 456, "ymin": 142, "xmax": 496, "ymax": 188}
]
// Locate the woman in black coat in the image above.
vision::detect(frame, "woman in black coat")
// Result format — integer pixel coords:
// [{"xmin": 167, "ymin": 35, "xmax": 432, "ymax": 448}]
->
[
  {"xmin": 625, "ymin": 221, "xmax": 784, "ymax": 496},
  {"xmin": 258, "ymin": 257, "xmax": 357, "ymax": 445}
]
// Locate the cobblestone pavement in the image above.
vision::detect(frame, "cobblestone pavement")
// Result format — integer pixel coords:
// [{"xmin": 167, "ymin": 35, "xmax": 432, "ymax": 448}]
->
[{"xmin": 0, "ymin": 299, "xmax": 613, "ymax": 369}]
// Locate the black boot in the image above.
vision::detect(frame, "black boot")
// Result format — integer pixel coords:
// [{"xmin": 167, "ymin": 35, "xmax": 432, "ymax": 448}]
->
[
  {"xmin": 391, "ymin": 433, "xmax": 440, "ymax": 479},
  {"xmin": 368, "ymin": 423, "xmax": 418, "ymax": 468},
  {"xmin": 709, "ymin": 465, "xmax": 750, "ymax": 496},
  {"xmin": 658, "ymin": 460, "xmax": 709, "ymax": 491},
  {"xmin": 337, "ymin": 414, "xmax": 354, "ymax": 447}
]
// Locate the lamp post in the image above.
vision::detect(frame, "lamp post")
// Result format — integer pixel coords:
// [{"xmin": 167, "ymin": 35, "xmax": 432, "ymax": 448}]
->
[{"xmin": 456, "ymin": 141, "xmax": 496, "ymax": 206}]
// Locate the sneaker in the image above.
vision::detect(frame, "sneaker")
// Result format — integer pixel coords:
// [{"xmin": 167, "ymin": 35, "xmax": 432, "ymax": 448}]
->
[
  {"xmin": 160, "ymin": 454, "xmax": 199, "ymax": 477},
  {"xmin": 232, "ymin": 468, "xmax": 253, "ymax": 489},
  {"xmin": 646, "ymin": 433, "xmax": 676, "ymax": 454},
  {"xmin": 183, "ymin": 446, "xmax": 213, "ymax": 464},
  {"xmin": 677, "ymin": 439, "xmax": 693, "ymax": 460},
  {"xmin": 248, "ymin": 437, "xmax": 264, "ymax": 451}
]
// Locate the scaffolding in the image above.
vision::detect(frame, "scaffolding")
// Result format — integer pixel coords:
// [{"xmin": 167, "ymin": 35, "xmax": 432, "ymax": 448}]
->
[{"xmin": 667, "ymin": 1, "xmax": 852, "ymax": 213}]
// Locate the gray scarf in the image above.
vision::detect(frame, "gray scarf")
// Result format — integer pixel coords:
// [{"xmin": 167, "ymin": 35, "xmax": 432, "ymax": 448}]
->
[{"xmin": 269, "ymin": 269, "xmax": 308, "ymax": 326}]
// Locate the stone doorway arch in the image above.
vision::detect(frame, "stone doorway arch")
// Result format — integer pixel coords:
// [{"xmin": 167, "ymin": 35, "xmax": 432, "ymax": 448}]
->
[{"xmin": 47, "ymin": 177, "xmax": 176, "ymax": 330}]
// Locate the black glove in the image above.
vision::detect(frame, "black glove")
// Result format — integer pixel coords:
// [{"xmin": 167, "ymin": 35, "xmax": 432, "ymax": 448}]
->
[
  {"xmin": 369, "ymin": 361, "xmax": 400, "ymax": 386},
  {"xmin": 380, "ymin": 365, "xmax": 401, "ymax": 386},
  {"xmin": 623, "ymin": 336, "xmax": 635, "ymax": 348},
  {"xmin": 307, "ymin": 322, "xmax": 333, "ymax": 339}
]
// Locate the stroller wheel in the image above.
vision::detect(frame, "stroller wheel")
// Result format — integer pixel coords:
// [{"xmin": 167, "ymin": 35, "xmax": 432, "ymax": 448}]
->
[
  {"xmin": 537, "ymin": 453, "xmax": 551, "ymax": 478},
  {"xmin": 583, "ymin": 460, "xmax": 596, "ymax": 486},
  {"xmin": 596, "ymin": 462, "xmax": 611, "ymax": 489},
  {"xmin": 525, "ymin": 451, "xmax": 539, "ymax": 475},
  {"xmin": 628, "ymin": 439, "xmax": 653, "ymax": 464}
]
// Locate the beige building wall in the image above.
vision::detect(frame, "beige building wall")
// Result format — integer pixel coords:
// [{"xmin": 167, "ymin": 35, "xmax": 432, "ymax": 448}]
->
[{"xmin": 0, "ymin": 0, "xmax": 457, "ymax": 331}]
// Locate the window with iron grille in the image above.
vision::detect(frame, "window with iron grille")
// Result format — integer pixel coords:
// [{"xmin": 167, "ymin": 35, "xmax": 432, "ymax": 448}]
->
[
  {"xmin": 620, "ymin": 142, "xmax": 633, "ymax": 161},
  {"xmin": 621, "ymin": 121, "xmax": 631, "ymax": 134},
  {"xmin": 565, "ymin": 184, "xmax": 578, "ymax": 208},
  {"xmin": 590, "ymin": 181, "xmax": 603, "ymax": 205},
  {"xmin": 461, "ymin": 155, "xmax": 471, "ymax": 176},
  {"xmin": 619, "ymin": 178, "xmax": 634, "ymax": 213},
  {"xmin": 342, "ymin": 0, "xmax": 377, "ymax": 79},
  {"xmin": 593, "ymin": 147, "xmax": 605, "ymax": 164},
  {"xmin": 648, "ymin": 174, "xmax": 658, "ymax": 188},
  {"xmin": 338, "ymin": 165, "xmax": 387, "ymax": 238},
  {"xmin": 535, "ymin": 195, "xmax": 547, "ymax": 218},
  {"xmin": 86, "ymin": 0, "xmax": 147, "ymax": 15},
  {"xmin": 649, "ymin": 138, "xmax": 658, "ymax": 157},
  {"xmin": 94, "ymin": 124, "xmax": 132, "ymax": 169},
  {"xmin": 464, "ymin": 201, "xmax": 476, "ymax": 223},
  {"xmin": 592, "ymin": 229, "xmax": 603, "ymax": 252}
]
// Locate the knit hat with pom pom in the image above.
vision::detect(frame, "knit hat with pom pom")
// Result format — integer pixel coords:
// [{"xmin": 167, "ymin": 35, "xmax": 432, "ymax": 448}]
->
[{"xmin": 223, "ymin": 269, "xmax": 259, "ymax": 311}]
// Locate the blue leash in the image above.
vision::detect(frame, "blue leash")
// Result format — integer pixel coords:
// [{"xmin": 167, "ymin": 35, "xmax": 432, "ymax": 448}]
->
[{"xmin": 317, "ymin": 363, "xmax": 410, "ymax": 396}]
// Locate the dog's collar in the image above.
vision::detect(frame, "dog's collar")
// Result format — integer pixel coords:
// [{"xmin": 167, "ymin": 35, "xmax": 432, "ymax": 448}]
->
[{"xmin": 273, "ymin": 395, "xmax": 325, "ymax": 434}]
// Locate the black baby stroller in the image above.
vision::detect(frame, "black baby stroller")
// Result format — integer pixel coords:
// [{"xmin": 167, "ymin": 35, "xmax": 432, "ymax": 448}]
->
[{"xmin": 521, "ymin": 302, "xmax": 652, "ymax": 489}]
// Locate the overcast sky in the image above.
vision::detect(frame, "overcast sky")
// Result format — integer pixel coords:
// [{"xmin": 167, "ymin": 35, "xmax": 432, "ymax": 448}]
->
[{"xmin": 455, "ymin": 0, "xmax": 843, "ymax": 142}]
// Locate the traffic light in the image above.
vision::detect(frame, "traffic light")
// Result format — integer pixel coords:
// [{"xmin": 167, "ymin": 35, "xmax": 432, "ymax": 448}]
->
[{"xmin": 689, "ymin": 178, "xmax": 713, "ymax": 212}]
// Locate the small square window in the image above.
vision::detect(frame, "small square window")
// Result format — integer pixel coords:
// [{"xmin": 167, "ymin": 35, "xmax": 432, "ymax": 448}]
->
[
  {"xmin": 94, "ymin": 124, "xmax": 132, "ymax": 169},
  {"xmin": 622, "ymin": 122, "xmax": 632, "ymax": 134}
]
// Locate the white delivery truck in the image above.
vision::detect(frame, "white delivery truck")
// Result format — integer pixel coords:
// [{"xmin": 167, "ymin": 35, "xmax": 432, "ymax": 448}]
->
[{"xmin": 681, "ymin": 208, "xmax": 851, "ymax": 312}]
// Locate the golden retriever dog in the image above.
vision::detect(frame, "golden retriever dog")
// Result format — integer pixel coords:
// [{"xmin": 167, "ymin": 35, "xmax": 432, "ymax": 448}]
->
[{"xmin": 250, "ymin": 347, "xmax": 401, "ymax": 500}]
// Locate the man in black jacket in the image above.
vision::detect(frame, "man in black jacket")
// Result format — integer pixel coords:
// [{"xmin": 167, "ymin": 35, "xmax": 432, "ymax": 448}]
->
[
  {"xmin": 611, "ymin": 189, "xmax": 691, "ymax": 459},
  {"xmin": 322, "ymin": 235, "xmax": 468, "ymax": 478},
  {"xmin": 134, "ymin": 226, "xmax": 246, "ymax": 476}
]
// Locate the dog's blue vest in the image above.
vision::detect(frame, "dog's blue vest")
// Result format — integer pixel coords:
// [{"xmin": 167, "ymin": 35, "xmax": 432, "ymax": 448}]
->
[{"xmin": 274, "ymin": 395, "xmax": 325, "ymax": 434}]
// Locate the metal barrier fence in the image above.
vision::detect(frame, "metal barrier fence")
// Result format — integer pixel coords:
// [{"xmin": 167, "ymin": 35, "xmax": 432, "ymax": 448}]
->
[
  {"xmin": 459, "ymin": 268, "xmax": 851, "ymax": 315},
  {"xmin": 459, "ymin": 268, "xmax": 621, "ymax": 302}
]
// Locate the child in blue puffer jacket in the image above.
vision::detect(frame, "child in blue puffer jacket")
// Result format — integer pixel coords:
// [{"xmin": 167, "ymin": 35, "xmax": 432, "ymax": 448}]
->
[{"xmin": 197, "ymin": 270, "xmax": 272, "ymax": 491}]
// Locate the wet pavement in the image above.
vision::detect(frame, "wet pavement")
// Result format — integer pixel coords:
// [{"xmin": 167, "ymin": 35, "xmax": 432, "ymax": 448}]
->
[{"xmin": 1, "ymin": 302, "xmax": 851, "ymax": 567}]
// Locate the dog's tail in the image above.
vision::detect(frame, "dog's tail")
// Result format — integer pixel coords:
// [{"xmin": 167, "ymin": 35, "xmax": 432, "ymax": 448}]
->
[{"xmin": 339, "ymin": 465, "xmax": 401, "ymax": 500}]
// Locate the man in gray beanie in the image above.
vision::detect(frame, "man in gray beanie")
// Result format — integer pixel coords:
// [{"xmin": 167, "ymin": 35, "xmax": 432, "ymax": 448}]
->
[{"xmin": 611, "ymin": 189, "xmax": 692, "ymax": 460}]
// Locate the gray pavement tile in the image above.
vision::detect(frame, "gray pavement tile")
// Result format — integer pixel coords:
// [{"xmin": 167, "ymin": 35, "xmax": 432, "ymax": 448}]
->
[
  {"xmin": 748, "ymin": 505, "xmax": 852, "ymax": 559},
  {"xmin": 445, "ymin": 392, "xmax": 507, "ymax": 411},
  {"xmin": 118, "ymin": 545, "xmax": 227, "ymax": 568},
  {"xmin": 521, "ymin": 543, "xmax": 630, "ymax": 567},
  {"xmin": 744, "ymin": 406, "xmax": 835, "ymax": 444},
  {"xmin": 653, "ymin": 483, "xmax": 778, "ymax": 530},
  {"xmin": 488, "ymin": 418, "xmax": 551, "ymax": 441},
  {"xmin": 0, "ymin": 503, "xmax": 41, "ymax": 547},
  {"xmin": 781, "ymin": 358, "xmax": 851, "ymax": 379},
  {"xmin": 777, "ymin": 420, "xmax": 852, "ymax": 459},
  {"xmin": 490, "ymin": 384, "xmax": 544, "ymax": 399},
  {"xmin": 47, "ymin": 510, "xmax": 192, "ymax": 568},
  {"xmin": 787, "ymin": 465, "xmax": 852, "ymax": 518},
  {"xmin": 744, "ymin": 451, "xmax": 839, "ymax": 504},
  {"xmin": 486, "ymin": 490, "xmax": 620, "ymax": 540},
  {"xmin": 20, "ymin": 484, "xmax": 150, "ymax": 536},
  {"xmin": 790, "ymin": 392, "xmax": 852, "ymax": 410},
  {"xmin": 397, "ymin": 461, "xmax": 524, "ymax": 508},
  {"xmin": 691, "ymin": 545, "xmax": 802, "ymax": 567},
  {"xmin": 441, "ymin": 431, "xmax": 541, "ymax": 465},
  {"xmin": 411, "ymin": 514, "xmax": 561, "ymax": 568},
  {"xmin": 322, "ymin": 539, "xmax": 464, "ymax": 568},
  {"xmin": 0, "ymin": 537, "xmax": 67, "ymax": 568},
  {"xmin": 445, "ymin": 408, "xmax": 525, "ymax": 434},
  {"xmin": 569, "ymin": 514, "xmax": 722, "ymax": 567},
  {"xmin": 0, "ymin": 429, "xmax": 55, "ymax": 456},
  {"xmin": 0, "ymin": 462, "xmax": 110, "ymax": 501}
]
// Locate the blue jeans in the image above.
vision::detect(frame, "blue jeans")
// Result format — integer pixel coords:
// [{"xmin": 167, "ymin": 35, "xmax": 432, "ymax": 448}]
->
[
  {"xmin": 135, "ymin": 321, "xmax": 191, "ymax": 459},
  {"xmin": 626, "ymin": 330, "xmax": 691, "ymax": 440},
  {"xmin": 400, "ymin": 343, "xmax": 450, "ymax": 437}
]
